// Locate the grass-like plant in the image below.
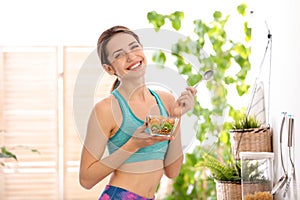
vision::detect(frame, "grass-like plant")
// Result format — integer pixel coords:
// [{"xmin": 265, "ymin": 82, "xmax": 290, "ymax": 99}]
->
[{"xmin": 231, "ymin": 114, "xmax": 261, "ymax": 130}]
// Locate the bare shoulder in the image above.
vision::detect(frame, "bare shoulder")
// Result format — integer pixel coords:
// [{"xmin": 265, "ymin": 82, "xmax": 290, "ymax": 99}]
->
[
  {"xmin": 94, "ymin": 94, "xmax": 115, "ymax": 113},
  {"xmin": 92, "ymin": 94, "xmax": 117, "ymax": 137},
  {"xmin": 155, "ymin": 90, "xmax": 176, "ymax": 103},
  {"xmin": 154, "ymin": 90, "xmax": 176, "ymax": 112}
]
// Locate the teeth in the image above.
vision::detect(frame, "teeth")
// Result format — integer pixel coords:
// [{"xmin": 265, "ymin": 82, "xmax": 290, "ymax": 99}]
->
[{"xmin": 129, "ymin": 62, "xmax": 140, "ymax": 70}]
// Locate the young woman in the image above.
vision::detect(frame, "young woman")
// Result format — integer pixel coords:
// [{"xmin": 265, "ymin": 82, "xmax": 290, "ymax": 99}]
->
[{"xmin": 79, "ymin": 25, "xmax": 197, "ymax": 200}]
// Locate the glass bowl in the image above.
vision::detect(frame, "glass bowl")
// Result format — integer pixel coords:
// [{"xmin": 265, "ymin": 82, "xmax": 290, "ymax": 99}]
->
[{"xmin": 147, "ymin": 115, "xmax": 179, "ymax": 137}]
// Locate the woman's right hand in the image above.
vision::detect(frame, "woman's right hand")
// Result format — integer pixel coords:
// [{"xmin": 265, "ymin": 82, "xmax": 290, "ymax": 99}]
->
[{"xmin": 124, "ymin": 123, "xmax": 171, "ymax": 152}]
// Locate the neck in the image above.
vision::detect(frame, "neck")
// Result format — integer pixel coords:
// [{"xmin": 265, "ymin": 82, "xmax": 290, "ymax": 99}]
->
[{"xmin": 117, "ymin": 78, "xmax": 149, "ymax": 101}]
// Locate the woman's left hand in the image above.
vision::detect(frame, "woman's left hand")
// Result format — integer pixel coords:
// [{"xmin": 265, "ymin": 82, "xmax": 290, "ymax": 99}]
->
[{"xmin": 171, "ymin": 86, "xmax": 197, "ymax": 117}]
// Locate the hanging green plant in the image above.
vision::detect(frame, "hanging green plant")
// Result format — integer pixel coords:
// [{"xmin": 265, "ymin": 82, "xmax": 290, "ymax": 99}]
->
[
  {"xmin": 231, "ymin": 114, "xmax": 261, "ymax": 130},
  {"xmin": 147, "ymin": 3, "xmax": 252, "ymax": 199}
]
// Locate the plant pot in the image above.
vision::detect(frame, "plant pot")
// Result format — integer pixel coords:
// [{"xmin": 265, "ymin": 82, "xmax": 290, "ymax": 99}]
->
[
  {"xmin": 215, "ymin": 181, "xmax": 241, "ymax": 200},
  {"xmin": 230, "ymin": 127, "xmax": 272, "ymax": 160}
]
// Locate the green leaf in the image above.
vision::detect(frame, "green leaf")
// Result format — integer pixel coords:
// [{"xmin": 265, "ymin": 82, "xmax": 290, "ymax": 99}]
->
[
  {"xmin": 173, "ymin": 11, "xmax": 184, "ymax": 19},
  {"xmin": 213, "ymin": 11, "xmax": 222, "ymax": 20},
  {"xmin": 224, "ymin": 76, "xmax": 235, "ymax": 84},
  {"xmin": 193, "ymin": 19, "xmax": 208, "ymax": 40},
  {"xmin": 172, "ymin": 19, "xmax": 181, "ymax": 31},
  {"xmin": 187, "ymin": 74, "xmax": 202, "ymax": 86},
  {"xmin": 173, "ymin": 55, "xmax": 192, "ymax": 75},
  {"xmin": 244, "ymin": 22, "xmax": 252, "ymax": 42},
  {"xmin": 192, "ymin": 101, "xmax": 201, "ymax": 116},
  {"xmin": 152, "ymin": 51, "xmax": 166, "ymax": 67},
  {"xmin": 169, "ymin": 11, "xmax": 184, "ymax": 30},
  {"xmin": 234, "ymin": 43, "xmax": 249, "ymax": 59},
  {"xmin": 237, "ymin": 3, "xmax": 247, "ymax": 16},
  {"xmin": 236, "ymin": 82, "xmax": 250, "ymax": 96},
  {"xmin": 31, "ymin": 149, "xmax": 40, "ymax": 153},
  {"xmin": 219, "ymin": 130, "xmax": 229, "ymax": 144},
  {"xmin": 147, "ymin": 11, "xmax": 166, "ymax": 31},
  {"xmin": 178, "ymin": 63, "xmax": 192, "ymax": 75},
  {"xmin": 0, "ymin": 147, "xmax": 17, "ymax": 160}
]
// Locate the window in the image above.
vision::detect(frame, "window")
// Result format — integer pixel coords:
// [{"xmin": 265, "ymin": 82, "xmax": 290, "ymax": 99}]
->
[{"xmin": 0, "ymin": 46, "xmax": 114, "ymax": 200}]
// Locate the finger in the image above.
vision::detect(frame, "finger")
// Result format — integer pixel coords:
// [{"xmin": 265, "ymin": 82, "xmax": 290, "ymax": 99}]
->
[
  {"xmin": 133, "ymin": 124, "xmax": 150, "ymax": 139},
  {"xmin": 180, "ymin": 90, "xmax": 194, "ymax": 101},
  {"xmin": 151, "ymin": 135, "xmax": 171, "ymax": 141},
  {"xmin": 133, "ymin": 132, "xmax": 150, "ymax": 139},
  {"xmin": 186, "ymin": 87, "xmax": 197, "ymax": 95},
  {"xmin": 169, "ymin": 135, "xmax": 175, "ymax": 140},
  {"xmin": 178, "ymin": 93, "xmax": 193, "ymax": 102},
  {"xmin": 178, "ymin": 96, "xmax": 193, "ymax": 106},
  {"xmin": 136, "ymin": 124, "xmax": 147, "ymax": 132},
  {"xmin": 186, "ymin": 88, "xmax": 196, "ymax": 98}
]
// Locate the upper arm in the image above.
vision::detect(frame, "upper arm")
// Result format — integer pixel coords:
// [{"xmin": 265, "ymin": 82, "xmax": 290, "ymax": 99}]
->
[{"xmin": 80, "ymin": 97, "xmax": 115, "ymax": 167}]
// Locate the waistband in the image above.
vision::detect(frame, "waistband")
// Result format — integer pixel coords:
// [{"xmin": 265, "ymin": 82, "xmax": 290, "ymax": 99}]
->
[{"xmin": 99, "ymin": 185, "xmax": 155, "ymax": 200}]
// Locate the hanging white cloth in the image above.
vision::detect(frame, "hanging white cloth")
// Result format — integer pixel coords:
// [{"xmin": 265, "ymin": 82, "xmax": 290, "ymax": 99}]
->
[{"xmin": 247, "ymin": 81, "xmax": 266, "ymax": 126}]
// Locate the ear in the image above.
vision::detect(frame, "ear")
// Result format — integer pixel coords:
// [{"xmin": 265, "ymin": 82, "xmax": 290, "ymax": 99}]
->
[{"xmin": 103, "ymin": 64, "xmax": 116, "ymax": 75}]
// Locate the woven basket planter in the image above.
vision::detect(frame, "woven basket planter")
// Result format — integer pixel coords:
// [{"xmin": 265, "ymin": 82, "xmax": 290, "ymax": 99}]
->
[
  {"xmin": 230, "ymin": 127, "xmax": 272, "ymax": 160},
  {"xmin": 215, "ymin": 181, "xmax": 241, "ymax": 200}
]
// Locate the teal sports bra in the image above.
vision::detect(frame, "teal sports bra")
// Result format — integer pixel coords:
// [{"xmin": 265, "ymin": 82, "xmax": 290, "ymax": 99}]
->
[{"xmin": 107, "ymin": 89, "xmax": 169, "ymax": 163}]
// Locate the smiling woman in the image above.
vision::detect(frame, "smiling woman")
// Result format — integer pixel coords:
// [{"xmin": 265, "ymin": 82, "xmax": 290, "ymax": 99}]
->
[{"xmin": 79, "ymin": 25, "xmax": 197, "ymax": 199}]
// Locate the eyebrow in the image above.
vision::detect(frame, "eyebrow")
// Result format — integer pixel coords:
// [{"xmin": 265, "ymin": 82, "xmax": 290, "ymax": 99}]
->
[{"xmin": 112, "ymin": 41, "xmax": 138, "ymax": 55}]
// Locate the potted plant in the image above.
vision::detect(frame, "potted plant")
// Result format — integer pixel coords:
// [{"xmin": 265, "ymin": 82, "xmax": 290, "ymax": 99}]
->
[
  {"xmin": 229, "ymin": 112, "xmax": 272, "ymax": 160},
  {"xmin": 196, "ymin": 151, "xmax": 273, "ymax": 200},
  {"xmin": 195, "ymin": 152, "xmax": 242, "ymax": 200}
]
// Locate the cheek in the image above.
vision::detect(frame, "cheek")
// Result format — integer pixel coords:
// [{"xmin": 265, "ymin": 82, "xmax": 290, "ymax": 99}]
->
[{"xmin": 139, "ymin": 52, "xmax": 147, "ymax": 64}]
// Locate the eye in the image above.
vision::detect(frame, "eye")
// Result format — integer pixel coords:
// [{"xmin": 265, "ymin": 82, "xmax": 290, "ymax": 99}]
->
[
  {"xmin": 130, "ymin": 44, "xmax": 141, "ymax": 50},
  {"xmin": 114, "ymin": 51, "xmax": 125, "ymax": 59},
  {"xmin": 114, "ymin": 53, "xmax": 121, "ymax": 59}
]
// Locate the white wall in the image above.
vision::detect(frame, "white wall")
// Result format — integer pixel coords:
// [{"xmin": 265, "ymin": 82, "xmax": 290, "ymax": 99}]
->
[
  {"xmin": 249, "ymin": 0, "xmax": 300, "ymax": 199},
  {"xmin": 1, "ymin": 0, "xmax": 299, "ymax": 199}
]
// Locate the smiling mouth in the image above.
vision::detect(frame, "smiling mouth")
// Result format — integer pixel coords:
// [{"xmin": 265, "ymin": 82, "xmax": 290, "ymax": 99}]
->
[{"xmin": 127, "ymin": 61, "xmax": 142, "ymax": 70}]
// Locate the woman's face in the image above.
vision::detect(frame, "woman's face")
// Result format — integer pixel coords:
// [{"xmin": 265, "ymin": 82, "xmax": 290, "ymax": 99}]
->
[{"xmin": 105, "ymin": 33, "xmax": 147, "ymax": 79}]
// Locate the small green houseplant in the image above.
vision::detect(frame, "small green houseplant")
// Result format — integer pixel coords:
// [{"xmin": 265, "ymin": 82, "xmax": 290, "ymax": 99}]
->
[
  {"xmin": 196, "ymin": 152, "xmax": 241, "ymax": 182},
  {"xmin": 196, "ymin": 151, "xmax": 272, "ymax": 200},
  {"xmin": 196, "ymin": 152, "xmax": 242, "ymax": 200},
  {"xmin": 229, "ymin": 110, "xmax": 272, "ymax": 160},
  {"xmin": 231, "ymin": 114, "xmax": 261, "ymax": 130}
]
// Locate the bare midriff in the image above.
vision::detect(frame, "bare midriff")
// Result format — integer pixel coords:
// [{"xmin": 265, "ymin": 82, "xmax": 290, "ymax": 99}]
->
[{"xmin": 108, "ymin": 160, "xmax": 164, "ymax": 198}]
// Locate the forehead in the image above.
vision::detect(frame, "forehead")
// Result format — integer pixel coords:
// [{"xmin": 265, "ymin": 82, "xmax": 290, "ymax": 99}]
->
[{"xmin": 106, "ymin": 33, "xmax": 138, "ymax": 52}]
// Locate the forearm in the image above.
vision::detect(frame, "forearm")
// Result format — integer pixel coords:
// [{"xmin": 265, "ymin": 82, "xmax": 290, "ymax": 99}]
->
[
  {"xmin": 100, "ymin": 140, "xmax": 138, "ymax": 169},
  {"xmin": 164, "ymin": 131, "xmax": 183, "ymax": 178},
  {"xmin": 80, "ymin": 141, "xmax": 138, "ymax": 189}
]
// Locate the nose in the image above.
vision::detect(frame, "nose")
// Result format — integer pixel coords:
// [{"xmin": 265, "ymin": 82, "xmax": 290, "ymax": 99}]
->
[{"xmin": 126, "ymin": 51, "xmax": 137, "ymax": 61}]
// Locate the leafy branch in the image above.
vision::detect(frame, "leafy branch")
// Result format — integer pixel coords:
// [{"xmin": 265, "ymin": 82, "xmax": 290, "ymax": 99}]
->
[
  {"xmin": 0, "ymin": 145, "xmax": 39, "ymax": 166},
  {"xmin": 147, "ymin": 3, "xmax": 252, "ymax": 199}
]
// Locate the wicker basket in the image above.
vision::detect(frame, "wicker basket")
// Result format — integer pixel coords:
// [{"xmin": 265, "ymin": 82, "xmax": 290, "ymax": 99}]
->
[
  {"xmin": 230, "ymin": 127, "xmax": 272, "ymax": 160},
  {"xmin": 215, "ymin": 181, "xmax": 241, "ymax": 200}
]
